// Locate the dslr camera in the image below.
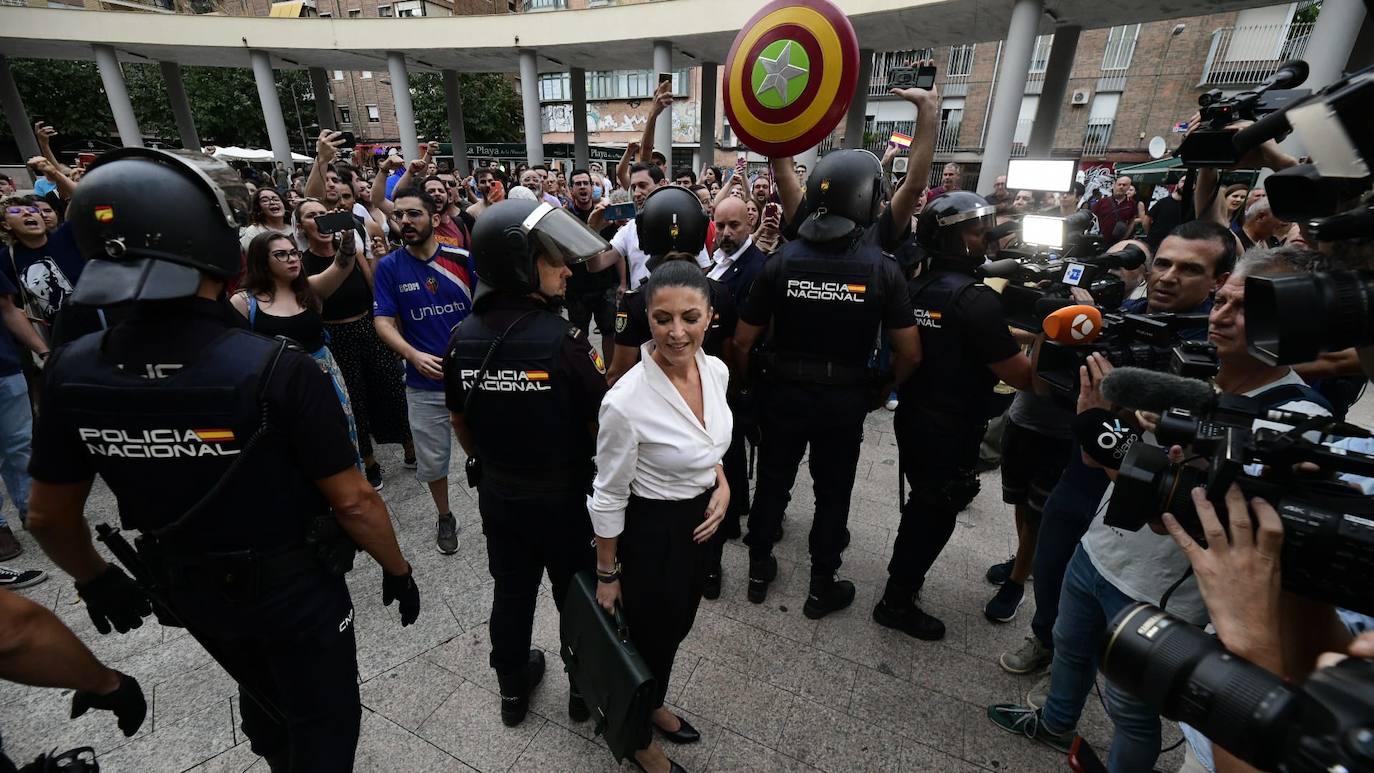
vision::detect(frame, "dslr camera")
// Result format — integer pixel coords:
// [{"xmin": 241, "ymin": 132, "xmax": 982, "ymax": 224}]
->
[
  {"xmin": 1102, "ymin": 602, "xmax": 1374, "ymax": 773},
  {"xmin": 1033, "ymin": 311, "xmax": 1219, "ymax": 400},
  {"xmin": 987, "ymin": 240, "xmax": 1144, "ymax": 331},
  {"xmin": 1175, "ymin": 60, "xmax": 1312, "ymax": 167}
]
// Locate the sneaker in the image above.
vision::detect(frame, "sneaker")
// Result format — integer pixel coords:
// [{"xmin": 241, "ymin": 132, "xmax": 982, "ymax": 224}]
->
[
  {"xmin": 984, "ymin": 557, "xmax": 1014, "ymax": 585},
  {"xmin": 984, "ymin": 580, "xmax": 1026, "ymax": 623},
  {"xmin": 986, "ymin": 704, "xmax": 1074, "ymax": 754},
  {"xmin": 0, "ymin": 526, "xmax": 20, "ymax": 561},
  {"xmin": 0, "ymin": 565, "xmax": 47, "ymax": 590},
  {"xmin": 1026, "ymin": 670, "xmax": 1051, "ymax": 709},
  {"xmin": 746, "ymin": 555, "xmax": 777, "ymax": 604},
  {"xmin": 884, "ymin": 396, "xmax": 899, "ymax": 412},
  {"xmin": 402, "ymin": 454, "xmax": 418, "ymax": 470},
  {"xmin": 872, "ymin": 598, "xmax": 945, "ymax": 641},
  {"xmin": 999, "ymin": 635, "xmax": 1053, "ymax": 675},
  {"xmin": 803, "ymin": 575, "xmax": 855, "ymax": 619},
  {"xmin": 436, "ymin": 513, "xmax": 459, "ymax": 555},
  {"xmin": 365, "ymin": 462, "xmax": 385, "ymax": 492}
]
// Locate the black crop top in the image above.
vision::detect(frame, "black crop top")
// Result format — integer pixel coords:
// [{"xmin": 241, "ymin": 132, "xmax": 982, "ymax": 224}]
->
[{"xmin": 303, "ymin": 251, "xmax": 372, "ymax": 322}]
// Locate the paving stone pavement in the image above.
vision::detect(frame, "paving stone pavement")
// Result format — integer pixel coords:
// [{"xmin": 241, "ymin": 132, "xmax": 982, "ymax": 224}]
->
[{"xmin": 22, "ymin": 376, "xmax": 1363, "ymax": 772}]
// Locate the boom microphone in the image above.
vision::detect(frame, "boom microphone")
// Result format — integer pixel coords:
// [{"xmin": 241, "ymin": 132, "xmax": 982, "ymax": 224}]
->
[
  {"xmin": 1258, "ymin": 59, "xmax": 1309, "ymax": 92},
  {"xmin": 1083, "ymin": 243, "xmax": 1148, "ymax": 271},
  {"xmin": 1099, "ymin": 367, "xmax": 1217, "ymax": 413},
  {"xmin": 1042, "ymin": 304, "xmax": 1104, "ymax": 345},
  {"xmin": 976, "ymin": 258, "xmax": 1028, "ymax": 279}
]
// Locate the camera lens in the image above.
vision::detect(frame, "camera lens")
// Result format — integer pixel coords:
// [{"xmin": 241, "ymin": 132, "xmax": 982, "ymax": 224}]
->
[
  {"xmin": 1107, "ymin": 444, "xmax": 1202, "ymax": 531},
  {"xmin": 1246, "ymin": 271, "xmax": 1374, "ymax": 365},
  {"xmin": 1102, "ymin": 603, "xmax": 1299, "ymax": 771}
]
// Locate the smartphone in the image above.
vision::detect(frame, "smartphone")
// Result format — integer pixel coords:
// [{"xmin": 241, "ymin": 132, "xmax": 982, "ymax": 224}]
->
[
  {"xmin": 763, "ymin": 201, "xmax": 781, "ymax": 222},
  {"xmin": 336, "ymin": 130, "xmax": 356, "ymax": 147},
  {"xmin": 487, "ymin": 180, "xmax": 505, "ymax": 202},
  {"xmin": 77, "ymin": 152, "xmax": 96, "ymax": 167},
  {"xmin": 314, "ymin": 211, "xmax": 357, "ymax": 235},
  {"xmin": 658, "ymin": 72, "xmax": 672, "ymax": 86},
  {"xmin": 915, "ymin": 65, "xmax": 937, "ymax": 89},
  {"xmin": 605, "ymin": 202, "xmax": 637, "ymax": 222}
]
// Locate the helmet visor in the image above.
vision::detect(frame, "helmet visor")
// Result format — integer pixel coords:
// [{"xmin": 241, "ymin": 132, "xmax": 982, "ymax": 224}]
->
[{"xmin": 523, "ymin": 203, "xmax": 610, "ymax": 266}]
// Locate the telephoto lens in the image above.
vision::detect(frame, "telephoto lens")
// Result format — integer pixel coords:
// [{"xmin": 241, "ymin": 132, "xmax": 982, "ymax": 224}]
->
[
  {"xmin": 1246, "ymin": 271, "xmax": 1374, "ymax": 366},
  {"xmin": 1103, "ymin": 603, "xmax": 1374, "ymax": 772}
]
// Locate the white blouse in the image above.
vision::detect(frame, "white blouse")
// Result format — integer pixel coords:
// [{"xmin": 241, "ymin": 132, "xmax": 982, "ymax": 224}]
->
[{"xmin": 587, "ymin": 342, "xmax": 734, "ymax": 538}]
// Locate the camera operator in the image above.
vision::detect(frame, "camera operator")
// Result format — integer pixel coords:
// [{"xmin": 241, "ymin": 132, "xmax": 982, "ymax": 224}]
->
[
  {"xmin": 873, "ymin": 191, "xmax": 1034, "ymax": 641},
  {"xmin": 987, "ymin": 245, "xmax": 1331, "ymax": 773},
  {"xmin": 998, "ymin": 221, "xmax": 1235, "ymax": 697}
]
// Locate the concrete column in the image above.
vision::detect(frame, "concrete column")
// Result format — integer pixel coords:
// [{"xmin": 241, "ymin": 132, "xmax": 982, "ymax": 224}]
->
[
  {"xmin": 441, "ymin": 70, "xmax": 468, "ymax": 174},
  {"xmin": 308, "ymin": 67, "xmax": 336, "ymax": 130},
  {"xmin": 0, "ymin": 56, "xmax": 40, "ymax": 161},
  {"xmin": 518, "ymin": 49, "xmax": 543, "ymax": 166},
  {"xmin": 653, "ymin": 41, "xmax": 674, "ymax": 163},
  {"xmin": 93, "ymin": 44, "xmax": 143, "ymax": 148},
  {"xmin": 1305, "ymin": 0, "xmax": 1366, "ymax": 91},
  {"xmin": 386, "ymin": 52, "xmax": 419, "ymax": 162},
  {"xmin": 570, "ymin": 66, "xmax": 589, "ymax": 170},
  {"xmin": 158, "ymin": 61, "xmax": 200, "ymax": 151},
  {"xmin": 697, "ymin": 62, "xmax": 718, "ymax": 172},
  {"xmin": 249, "ymin": 50, "xmax": 292, "ymax": 166},
  {"xmin": 842, "ymin": 50, "xmax": 873, "ymax": 149},
  {"xmin": 977, "ymin": 0, "xmax": 1041, "ymax": 195},
  {"xmin": 1026, "ymin": 25, "xmax": 1079, "ymax": 157}
]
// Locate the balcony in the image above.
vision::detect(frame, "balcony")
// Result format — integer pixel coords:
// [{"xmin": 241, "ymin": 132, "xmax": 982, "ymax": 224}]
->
[
  {"xmin": 863, "ymin": 119, "xmax": 915, "ymax": 157},
  {"xmin": 1200, "ymin": 22, "xmax": 1313, "ymax": 86},
  {"xmin": 867, "ymin": 49, "xmax": 933, "ymax": 98},
  {"xmin": 1010, "ymin": 118, "xmax": 1033, "ymax": 158},
  {"xmin": 934, "ymin": 122, "xmax": 961, "ymax": 153},
  {"xmin": 1083, "ymin": 119, "xmax": 1113, "ymax": 157},
  {"xmin": 523, "ymin": 0, "xmax": 565, "ymax": 10}
]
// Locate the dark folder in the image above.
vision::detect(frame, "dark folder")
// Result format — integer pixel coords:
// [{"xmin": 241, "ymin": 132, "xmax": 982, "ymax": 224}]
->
[{"xmin": 560, "ymin": 570, "xmax": 657, "ymax": 762}]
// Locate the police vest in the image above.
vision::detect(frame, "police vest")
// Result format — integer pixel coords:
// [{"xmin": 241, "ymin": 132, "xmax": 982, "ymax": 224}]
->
[
  {"xmin": 902, "ymin": 267, "xmax": 1000, "ymax": 421},
  {"xmin": 47, "ymin": 328, "xmax": 323, "ymax": 552},
  {"xmin": 769, "ymin": 239, "xmax": 886, "ymax": 373},
  {"xmin": 448, "ymin": 308, "xmax": 592, "ymax": 491}
]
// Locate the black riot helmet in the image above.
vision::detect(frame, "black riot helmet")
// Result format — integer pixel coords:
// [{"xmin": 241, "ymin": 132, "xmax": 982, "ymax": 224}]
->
[
  {"xmin": 635, "ymin": 185, "xmax": 708, "ymax": 261},
  {"xmin": 916, "ymin": 190, "xmax": 999, "ymax": 262},
  {"xmin": 470, "ymin": 198, "xmax": 610, "ymax": 302},
  {"xmin": 797, "ymin": 149, "xmax": 885, "ymax": 243},
  {"xmin": 69, "ymin": 148, "xmax": 249, "ymax": 306}
]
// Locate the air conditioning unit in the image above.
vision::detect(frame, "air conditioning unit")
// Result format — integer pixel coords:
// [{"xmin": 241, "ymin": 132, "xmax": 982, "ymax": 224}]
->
[
  {"xmin": 1071, "ymin": 89, "xmax": 1091, "ymax": 105},
  {"xmin": 893, "ymin": 157, "xmax": 908, "ymax": 173}
]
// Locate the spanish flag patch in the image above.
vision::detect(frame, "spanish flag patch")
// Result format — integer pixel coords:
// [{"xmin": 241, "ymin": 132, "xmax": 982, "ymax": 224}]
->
[
  {"xmin": 590, "ymin": 348, "xmax": 606, "ymax": 374},
  {"xmin": 94, "ymin": 206, "xmax": 114, "ymax": 223}
]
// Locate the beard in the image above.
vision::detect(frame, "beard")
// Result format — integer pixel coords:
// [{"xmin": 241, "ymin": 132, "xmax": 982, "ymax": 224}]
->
[{"xmin": 401, "ymin": 223, "xmax": 432, "ymax": 246}]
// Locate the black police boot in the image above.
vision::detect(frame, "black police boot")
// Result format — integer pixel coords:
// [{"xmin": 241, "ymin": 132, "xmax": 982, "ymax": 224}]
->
[
  {"xmin": 746, "ymin": 555, "xmax": 777, "ymax": 604},
  {"xmin": 872, "ymin": 580, "xmax": 946, "ymax": 641},
  {"xmin": 567, "ymin": 676, "xmax": 589, "ymax": 722},
  {"xmin": 497, "ymin": 650, "xmax": 546, "ymax": 727},
  {"xmin": 703, "ymin": 563, "xmax": 722, "ymax": 600},
  {"xmin": 802, "ymin": 574, "xmax": 856, "ymax": 619}
]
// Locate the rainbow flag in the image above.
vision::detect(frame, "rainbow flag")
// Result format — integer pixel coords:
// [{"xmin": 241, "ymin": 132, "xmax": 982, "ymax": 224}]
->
[{"xmin": 889, "ymin": 132, "xmax": 913, "ymax": 148}]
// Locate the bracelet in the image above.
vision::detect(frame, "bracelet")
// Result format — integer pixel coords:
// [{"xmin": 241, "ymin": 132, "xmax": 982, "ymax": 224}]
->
[{"xmin": 596, "ymin": 560, "xmax": 621, "ymax": 583}]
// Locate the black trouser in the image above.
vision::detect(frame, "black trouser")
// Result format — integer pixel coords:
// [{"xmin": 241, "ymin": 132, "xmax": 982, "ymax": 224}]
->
[
  {"xmin": 620, "ymin": 490, "xmax": 711, "ymax": 732},
  {"xmin": 745, "ymin": 382, "xmax": 868, "ymax": 579},
  {"xmin": 168, "ymin": 571, "xmax": 359, "ymax": 772},
  {"xmin": 565, "ymin": 287, "xmax": 617, "ymax": 353},
  {"xmin": 478, "ymin": 484, "xmax": 595, "ymax": 676},
  {"xmin": 887, "ymin": 410, "xmax": 986, "ymax": 591},
  {"xmin": 1029, "ymin": 445, "xmax": 1111, "ymax": 649}
]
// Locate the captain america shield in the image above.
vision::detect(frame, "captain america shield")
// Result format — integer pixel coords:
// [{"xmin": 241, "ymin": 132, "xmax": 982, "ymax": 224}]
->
[{"xmin": 722, "ymin": 0, "xmax": 860, "ymax": 158}]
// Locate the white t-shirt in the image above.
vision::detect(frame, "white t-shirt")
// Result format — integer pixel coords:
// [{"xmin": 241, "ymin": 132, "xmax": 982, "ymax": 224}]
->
[
  {"xmin": 1081, "ymin": 369, "xmax": 1330, "ymax": 626},
  {"xmin": 610, "ymin": 220, "xmax": 711, "ymax": 289}
]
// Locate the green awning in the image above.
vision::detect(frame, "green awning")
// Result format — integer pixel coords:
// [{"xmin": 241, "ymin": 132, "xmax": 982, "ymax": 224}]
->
[{"xmin": 1117, "ymin": 157, "xmax": 1259, "ymax": 187}]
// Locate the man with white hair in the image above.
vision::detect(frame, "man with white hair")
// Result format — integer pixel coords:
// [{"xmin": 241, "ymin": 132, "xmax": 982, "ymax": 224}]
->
[{"xmin": 1236, "ymin": 198, "xmax": 1287, "ymax": 251}]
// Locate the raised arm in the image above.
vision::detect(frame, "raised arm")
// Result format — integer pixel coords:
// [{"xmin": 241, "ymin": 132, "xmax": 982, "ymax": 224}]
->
[
  {"xmin": 305, "ymin": 130, "xmax": 344, "ymax": 200},
  {"xmin": 371, "ymin": 155, "xmax": 401, "ymax": 216},
  {"xmin": 34, "ymin": 122, "xmax": 70, "ymax": 176},
  {"xmin": 888, "ymin": 62, "xmax": 939, "ymax": 229},
  {"xmin": 616, "ymin": 141, "xmax": 638, "ymax": 190},
  {"xmin": 28, "ymin": 157, "xmax": 77, "ymax": 200},
  {"xmin": 306, "ymin": 229, "xmax": 360, "ymax": 299},
  {"xmin": 638, "ymin": 79, "xmax": 673, "ymax": 164},
  {"xmin": 769, "ymin": 156, "xmax": 803, "ymax": 224}
]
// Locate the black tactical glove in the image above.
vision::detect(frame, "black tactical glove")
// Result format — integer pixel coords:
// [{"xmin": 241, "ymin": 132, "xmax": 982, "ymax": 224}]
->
[
  {"xmin": 71, "ymin": 671, "xmax": 147, "ymax": 737},
  {"xmin": 75, "ymin": 565, "xmax": 152, "ymax": 635},
  {"xmin": 382, "ymin": 565, "xmax": 420, "ymax": 626}
]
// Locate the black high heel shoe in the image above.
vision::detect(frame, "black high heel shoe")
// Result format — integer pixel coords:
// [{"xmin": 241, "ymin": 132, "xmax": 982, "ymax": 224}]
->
[
  {"xmin": 654, "ymin": 713, "xmax": 701, "ymax": 744},
  {"xmin": 631, "ymin": 755, "xmax": 688, "ymax": 773}
]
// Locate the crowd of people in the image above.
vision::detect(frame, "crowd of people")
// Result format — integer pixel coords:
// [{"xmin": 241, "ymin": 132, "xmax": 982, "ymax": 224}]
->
[{"xmin": 0, "ymin": 63, "xmax": 1371, "ymax": 773}]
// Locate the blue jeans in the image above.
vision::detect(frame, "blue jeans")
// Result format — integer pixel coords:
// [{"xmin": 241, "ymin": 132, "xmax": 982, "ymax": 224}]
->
[
  {"xmin": 0, "ymin": 374, "xmax": 32, "ymax": 530},
  {"xmin": 1030, "ymin": 445, "xmax": 1111, "ymax": 649},
  {"xmin": 1041, "ymin": 546, "xmax": 1162, "ymax": 773}
]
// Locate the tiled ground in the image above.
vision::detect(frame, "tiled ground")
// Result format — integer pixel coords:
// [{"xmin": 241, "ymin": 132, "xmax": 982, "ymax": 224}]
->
[{"xmin": 15, "ymin": 370, "xmax": 1360, "ymax": 772}]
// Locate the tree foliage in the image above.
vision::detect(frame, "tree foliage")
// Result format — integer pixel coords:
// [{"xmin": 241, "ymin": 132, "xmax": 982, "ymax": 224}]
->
[{"xmin": 411, "ymin": 71, "xmax": 523, "ymax": 144}]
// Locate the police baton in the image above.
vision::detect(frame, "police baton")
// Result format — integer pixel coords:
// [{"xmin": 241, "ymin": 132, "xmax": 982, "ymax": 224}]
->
[{"xmin": 94, "ymin": 523, "xmax": 288, "ymax": 726}]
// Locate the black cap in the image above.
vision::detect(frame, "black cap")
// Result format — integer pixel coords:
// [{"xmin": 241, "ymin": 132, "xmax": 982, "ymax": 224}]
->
[
  {"xmin": 797, "ymin": 149, "xmax": 884, "ymax": 242},
  {"xmin": 69, "ymin": 148, "xmax": 248, "ymax": 306},
  {"xmin": 635, "ymin": 186, "xmax": 708, "ymax": 258}
]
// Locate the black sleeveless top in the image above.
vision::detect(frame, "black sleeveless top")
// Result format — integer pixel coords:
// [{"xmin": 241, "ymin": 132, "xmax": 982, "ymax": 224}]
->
[
  {"xmin": 245, "ymin": 294, "xmax": 326, "ymax": 353},
  {"xmin": 302, "ymin": 250, "xmax": 372, "ymax": 322}
]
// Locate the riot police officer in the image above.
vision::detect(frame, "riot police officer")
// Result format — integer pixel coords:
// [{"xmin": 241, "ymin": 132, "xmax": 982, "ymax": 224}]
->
[
  {"xmin": 444, "ymin": 199, "xmax": 611, "ymax": 727},
  {"xmin": 602, "ymin": 186, "xmax": 738, "ymax": 598},
  {"xmin": 26, "ymin": 148, "xmax": 420, "ymax": 773},
  {"xmin": 874, "ymin": 191, "xmax": 1033, "ymax": 641},
  {"xmin": 733, "ymin": 149, "xmax": 922, "ymax": 618}
]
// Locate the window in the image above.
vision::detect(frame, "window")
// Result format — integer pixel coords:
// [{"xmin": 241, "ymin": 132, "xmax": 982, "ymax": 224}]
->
[
  {"xmin": 947, "ymin": 44, "xmax": 975, "ymax": 77},
  {"xmin": 1029, "ymin": 34, "xmax": 1053, "ymax": 73},
  {"xmin": 1102, "ymin": 24, "xmax": 1140, "ymax": 70},
  {"xmin": 377, "ymin": 4, "xmax": 391, "ymax": 13},
  {"xmin": 395, "ymin": 0, "xmax": 423, "ymax": 15},
  {"xmin": 347, "ymin": 7, "xmax": 360, "ymax": 16},
  {"xmin": 541, "ymin": 69, "xmax": 691, "ymax": 102},
  {"xmin": 1083, "ymin": 92, "xmax": 1119, "ymax": 153},
  {"xmin": 538, "ymin": 73, "xmax": 570, "ymax": 101},
  {"xmin": 338, "ymin": 106, "xmax": 351, "ymax": 124},
  {"xmin": 366, "ymin": 104, "xmax": 381, "ymax": 122},
  {"xmin": 721, "ymin": 119, "xmax": 736, "ymax": 147},
  {"xmin": 317, "ymin": 10, "xmax": 330, "ymax": 16},
  {"xmin": 333, "ymin": 70, "xmax": 343, "ymax": 80},
  {"xmin": 1013, "ymin": 95, "xmax": 1038, "ymax": 150},
  {"xmin": 361, "ymin": 71, "xmax": 372, "ymax": 79},
  {"xmin": 937, "ymin": 96, "xmax": 964, "ymax": 150}
]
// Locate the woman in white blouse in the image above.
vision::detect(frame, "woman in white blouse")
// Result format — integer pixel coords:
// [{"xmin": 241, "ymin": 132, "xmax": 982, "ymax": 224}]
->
[{"xmin": 587, "ymin": 260, "xmax": 732, "ymax": 773}]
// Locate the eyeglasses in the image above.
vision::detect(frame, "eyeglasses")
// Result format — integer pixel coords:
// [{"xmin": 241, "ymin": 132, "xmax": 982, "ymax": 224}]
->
[
  {"xmin": 269, "ymin": 249, "xmax": 303, "ymax": 262},
  {"xmin": 5, "ymin": 206, "xmax": 40, "ymax": 216},
  {"xmin": 443, "ymin": 180, "xmax": 459, "ymax": 188},
  {"xmin": 396, "ymin": 209, "xmax": 429, "ymax": 221}
]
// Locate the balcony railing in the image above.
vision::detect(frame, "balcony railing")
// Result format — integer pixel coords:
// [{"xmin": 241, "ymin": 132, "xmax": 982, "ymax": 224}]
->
[
  {"xmin": 1200, "ymin": 22, "xmax": 1313, "ymax": 86},
  {"xmin": 934, "ymin": 122, "xmax": 961, "ymax": 153},
  {"xmin": 523, "ymin": 0, "xmax": 566, "ymax": 10},
  {"xmin": 864, "ymin": 119, "xmax": 915, "ymax": 157},
  {"xmin": 1083, "ymin": 119, "xmax": 1113, "ymax": 157},
  {"xmin": 947, "ymin": 44, "xmax": 975, "ymax": 80},
  {"xmin": 867, "ymin": 49, "xmax": 933, "ymax": 98},
  {"xmin": 1011, "ymin": 118, "xmax": 1034, "ymax": 157}
]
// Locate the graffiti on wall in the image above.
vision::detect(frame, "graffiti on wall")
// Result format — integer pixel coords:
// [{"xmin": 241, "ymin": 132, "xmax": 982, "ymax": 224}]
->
[{"xmin": 1077, "ymin": 162, "xmax": 1117, "ymax": 201}]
